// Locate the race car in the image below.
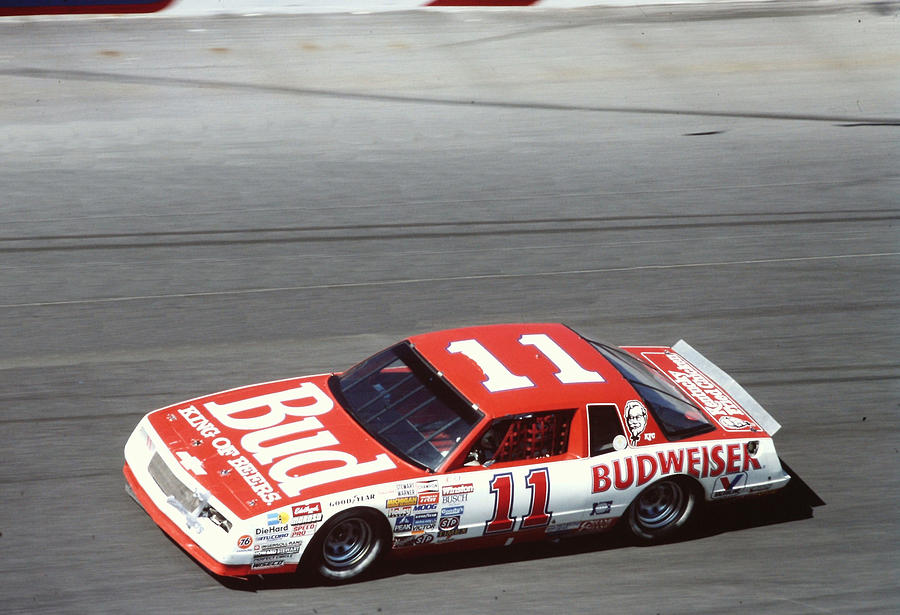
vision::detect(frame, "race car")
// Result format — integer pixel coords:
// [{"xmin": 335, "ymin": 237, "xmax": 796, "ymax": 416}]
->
[{"xmin": 123, "ymin": 323, "xmax": 790, "ymax": 581}]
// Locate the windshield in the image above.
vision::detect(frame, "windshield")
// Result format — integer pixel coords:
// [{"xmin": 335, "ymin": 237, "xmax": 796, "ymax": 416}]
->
[
  {"xmin": 589, "ymin": 341, "xmax": 715, "ymax": 441},
  {"xmin": 331, "ymin": 343, "xmax": 482, "ymax": 471}
]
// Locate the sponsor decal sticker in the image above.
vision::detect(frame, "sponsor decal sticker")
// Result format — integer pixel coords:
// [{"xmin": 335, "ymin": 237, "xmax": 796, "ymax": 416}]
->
[
  {"xmin": 442, "ymin": 483, "xmax": 474, "ymax": 496},
  {"xmin": 291, "ymin": 502, "xmax": 323, "ymax": 523},
  {"xmin": 437, "ymin": 527, "xmax": 467, "ymax": 540},
  {"xmin": 712, "ymin": 472, "xmax": 749, "ymax": 498},
  {"xmin": 577, "ymin": 519, "xmax": 614, "ymax": 533},
  {"xmin": 418, "ymin": 491, "xmax": 440, "ymax": 506},
  {"xmin": 591, "ymin": 443, "xmax": 762, "ymax": 493},
  {"xmin": 237, "ymin": 535, "xmax": 253, "ymax": 549},
  {"xmin": 393, "ymin": 534, "xmax": 434, "ymax": 548},
  {"xmin": 394, "ymin": 516, "xmax": 415, "ymax": 533},
  {"xmin": 267, "ymin": 511, "xmax": 290, "ymax": 525},
  {"xmin": 291, "ymin": 523, "xmax": 318, "ymax": 537},
  {"xmin": 413, "ymin": 512, "xmax": 438, "ymax": 528},
  {"xmin": 441, "ymin": 483, "xmax": 474, "ymax": 504},
  {"xmin": 386, "ymin": 496, "xmax": 418, "ymax": 508},
  {"xmin": 438, "ymin": 516, "xmax": 460, "ymax": 530},
  {"xmin": 590, "ymin": 501, "xmax": 612, "ymax": 516}
]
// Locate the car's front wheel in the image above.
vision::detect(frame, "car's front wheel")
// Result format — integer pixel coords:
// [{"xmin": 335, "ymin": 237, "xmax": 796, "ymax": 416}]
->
[
  {"xmin": 310, "ymin": 509, "xmax": 387, "ymax": 582},
  {"xmin": 627, "ymin": 477, "xmax": 698, "ymax": 542}
]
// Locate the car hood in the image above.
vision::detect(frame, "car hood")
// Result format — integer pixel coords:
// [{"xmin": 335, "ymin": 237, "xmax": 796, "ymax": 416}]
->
[{"xmin": 146, "ymin": 373, "xmax": 419, "ymax": 519}]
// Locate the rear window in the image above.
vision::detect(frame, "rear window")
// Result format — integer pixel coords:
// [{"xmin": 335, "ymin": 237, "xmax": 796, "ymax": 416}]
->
[{"xmin": 589, "ymin": 342, "xmax": 715, "ymax": 441}]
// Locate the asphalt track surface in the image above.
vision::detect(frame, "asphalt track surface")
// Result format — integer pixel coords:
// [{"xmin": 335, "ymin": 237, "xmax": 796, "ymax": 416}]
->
[{"xmin": 1, "ymin": 2, "xmax": 898, "ymax": 613}]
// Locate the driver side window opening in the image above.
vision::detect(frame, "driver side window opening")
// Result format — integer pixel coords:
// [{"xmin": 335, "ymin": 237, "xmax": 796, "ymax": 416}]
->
[
  {"xmin": 472, "ymin": 410, "xmax": 575, "ymax": 465},
  {"xmin": 588, "ymin": 404, "xmax": 626, "ymax": 456}
]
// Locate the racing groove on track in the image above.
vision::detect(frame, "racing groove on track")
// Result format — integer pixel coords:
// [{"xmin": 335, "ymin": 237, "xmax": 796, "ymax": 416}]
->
[{"xmin": 1, "ymin": 3, "xmax": 898, "ymax": 614}]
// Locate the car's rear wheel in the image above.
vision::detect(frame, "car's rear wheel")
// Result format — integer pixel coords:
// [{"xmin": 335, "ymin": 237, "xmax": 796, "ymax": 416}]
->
[
  {"xmin": 311, "ymin": 509, "xmax": 387, "ymax": 582},
  {"xmin": 627, "ymin": 477, "xmax": 697, "ymax": 542}
]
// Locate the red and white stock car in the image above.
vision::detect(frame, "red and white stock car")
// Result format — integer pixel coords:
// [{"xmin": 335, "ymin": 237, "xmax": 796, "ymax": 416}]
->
[{"xmin": 124, "ymin": 323, "xmax": 790, "ymax": 581}]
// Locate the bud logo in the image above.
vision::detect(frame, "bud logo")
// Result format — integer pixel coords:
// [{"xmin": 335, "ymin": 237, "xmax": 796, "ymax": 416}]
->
[
  {"xmin": 237, "ymin": 535, "xmax": 253, "ymax": 549},
  {"xmin": 190, "ymin": 382, "xmax": 396, "ymax": 498}
]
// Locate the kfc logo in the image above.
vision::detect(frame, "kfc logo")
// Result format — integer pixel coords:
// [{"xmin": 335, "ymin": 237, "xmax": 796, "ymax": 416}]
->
[{"xmin": 624, "ymin": 400, "xmax": 648, "ymax": 446}]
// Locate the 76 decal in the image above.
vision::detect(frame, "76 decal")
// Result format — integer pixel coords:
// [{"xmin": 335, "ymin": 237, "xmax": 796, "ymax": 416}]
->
[{"xmin": 485, "ymin": 468, "xmax": 552, "ymax": 534}]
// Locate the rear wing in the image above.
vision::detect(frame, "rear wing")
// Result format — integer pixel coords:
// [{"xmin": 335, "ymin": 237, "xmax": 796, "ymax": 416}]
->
[{"xmin": 672, "ymin": 340, "xmax": 781, "ymax": 436}]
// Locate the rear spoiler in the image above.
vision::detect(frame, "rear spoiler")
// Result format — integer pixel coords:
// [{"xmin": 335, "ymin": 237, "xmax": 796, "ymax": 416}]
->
[{"xmin": 672, "ymin": 340, "xmax": 781, "ymax": 436}]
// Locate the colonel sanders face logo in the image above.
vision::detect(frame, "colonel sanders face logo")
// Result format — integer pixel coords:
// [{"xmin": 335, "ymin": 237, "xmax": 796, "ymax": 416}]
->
[
  {"xmin": 624, "ymin": 400, "xmax": 648, "ymax": 446},
  {"xmin": 717, "ymin": 415, "xmax": 755, "ymax": 431}
]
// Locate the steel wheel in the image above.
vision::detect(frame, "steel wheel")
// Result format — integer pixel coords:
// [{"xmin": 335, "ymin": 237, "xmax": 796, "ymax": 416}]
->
[
  {"xmin": 313, "ymin": 510, "xmax": 386, "ymax": 582},
  {"xmin": 628, "ymin": 478, "xmax": 696, "ymax": 541}
]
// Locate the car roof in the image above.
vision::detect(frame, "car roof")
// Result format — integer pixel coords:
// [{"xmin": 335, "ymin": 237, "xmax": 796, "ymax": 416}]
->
[{"xmin": 407, "ymin": 323, "xmax": 635, "ymax": 419}]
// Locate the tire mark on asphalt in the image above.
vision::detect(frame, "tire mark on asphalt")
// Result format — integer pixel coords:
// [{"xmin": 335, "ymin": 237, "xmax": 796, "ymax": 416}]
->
[
  {"xmin": 0, "ymin": 252, "xmax": 896, "ymax": 309},
  {"xmin": 1, "ymin": 214, "xmax": 897, "ymax": 253},
  {"xmin": 3, "ymin": 67, "xmax": 899, "ymax": 125}
]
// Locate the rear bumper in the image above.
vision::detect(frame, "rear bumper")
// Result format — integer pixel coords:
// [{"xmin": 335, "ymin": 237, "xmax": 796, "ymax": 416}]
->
[{"xmin": 124, "ymin": 463, "xmax": 294, "ymax": 577}]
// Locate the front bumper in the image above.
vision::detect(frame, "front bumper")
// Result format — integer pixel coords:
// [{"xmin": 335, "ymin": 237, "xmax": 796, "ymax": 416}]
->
[
  {"xmin": 124, "ymin": 462, "xmax": 258, "ymax": 577},
  {"xmin": 123, "ymin": 419, "xmax": 297, "ymax": 577}
]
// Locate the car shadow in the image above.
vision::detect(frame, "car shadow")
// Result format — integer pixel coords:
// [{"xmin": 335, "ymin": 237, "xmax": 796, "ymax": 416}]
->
[{"xmin": 217, "ymin": 458, "xmax": 823, "ymax": 591}]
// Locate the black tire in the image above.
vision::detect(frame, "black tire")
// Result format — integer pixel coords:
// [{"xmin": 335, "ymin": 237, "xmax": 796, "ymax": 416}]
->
[
  {"xmin": 310, "ymin": 509, "xmax": 387, "ymax": 582},
  {"xmin": 627, "ymin": 477, "xmax": 698, "ymax": 542}
]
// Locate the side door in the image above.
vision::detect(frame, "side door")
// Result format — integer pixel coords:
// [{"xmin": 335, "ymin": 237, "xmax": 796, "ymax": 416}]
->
[
  {"xmin": 438, "ymin": 410, "xmax": 590, "ymax": 544},
  {"xmin": 583, "ymin": 403, "xmax": 635, "ymax": 527}
]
